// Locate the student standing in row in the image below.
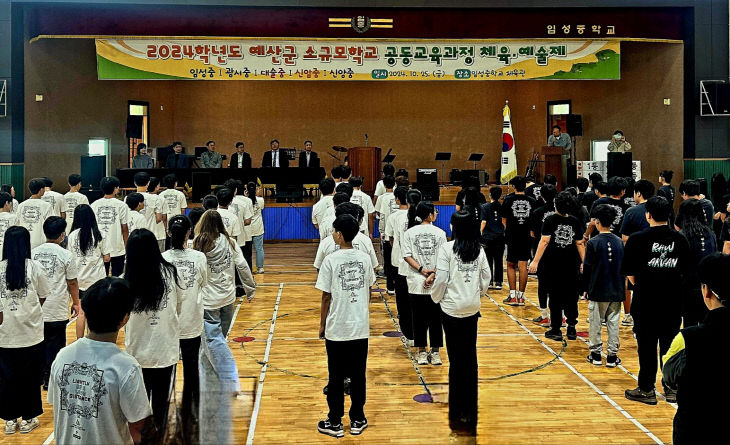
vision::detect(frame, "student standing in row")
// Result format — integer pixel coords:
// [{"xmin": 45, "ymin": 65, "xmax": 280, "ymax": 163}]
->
[
  {"xmin": 349, "ymin": 176, "xmax": 375, "ymax": 235},
  {"xmin": 63, "ymin": 174, "xmax": 89, "ymax": 227},
  {"xmin": 32, "ymin": 216, "xmax": 79, "ymax": 390},
  {"xmin": 215, "ymin": 187, "xmax": 242, "ymax": 240},
  {"xmin": 657, "ymin": 170, "xmax": 676, "ymax": 225},
  {"xmin": 584, "ymin": 205, "xmax": 625, "ymax": 367},
  {"xmin": 125, "ymin": 192, "xmax": 147, "ymax": 233},
  {"xmin": 91, "ymin": 177, "xmax": 129, "ymax": 277},
  {"xmin": 480, "ymin": 186, "xmax": 505, "ymax": 290},
  {"xmin": 1, "ymin": 184, "xmax": 19, "ymax": 213},
  {"xmin": 314, "ymin": 203, "xmax": 378, "ymax": 271},
  {"xmin": 375, "ymin": 175, "xmax": 397, "ymax": 293},
  {"xmin": 623, "ymin": 196, "xmax": 691, "ymax": 405},
  {"xmin": 163, "ymin": 215, "xmax": 208, "ymax": 434},
  {"xmin": 246, "ymin": 182, "xmax": 266, "ymax": 273},
  {"xmin": 529, "ymin": 192, "xmax": 585, "ymax": 341},
  {"xmin": 313, "ymin": 178, "xmax": 336, "ymax": 234},
  {"xmin": 0, "ymin": 192, "xmax": 18, "ymax": 253},
  {"xmin": 528, "ymin": 184, "xmax": 556, "ymax": 324},
  {"xmin": 124, "ymin": 228, "xmax": 182, "ymax": 434},
  {"xmin": 403, "ymin": 202, "xmax": 447, "ymax": 366},
  {"xmin": 501, "ymin": 176, "xmax": 535, "ymax": 306},
  {"xmin": 429, "ymin": 210, "xmax": 490, "ymax": 437},
  {"xmin": 586, "ymin": 177, "xmax": 630, "ymax": 238},
  {"xmin": 147, "ymin": 177, "xmax": 167, "ymax": 251},
  {"xmin": 316, "ymin": 214, "xmax": 375, "ymax": 438},
  {"xmin": 17, "ymin": 178, "xmax": 52, "ymax": 250},
  {"xmin": 386, "ymin": 187, "xmax": 417, "ymax": 344},
  {"xmin": 0, "ymin": 226, "xmax": 51, "ymax": 435},
  {"xmin": 373, "ymin": 164, "xmax": 395, "ymax": 199},
  {"xmin": 226, "ymin": 179, "xmax": 253, "ymax": 270},
  {"xmin": 41, "ymin": 177, "xmax": 67, "ymax": 219}
]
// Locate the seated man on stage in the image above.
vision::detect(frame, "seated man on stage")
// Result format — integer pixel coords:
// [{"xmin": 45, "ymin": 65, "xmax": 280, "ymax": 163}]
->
[
  {"xmin": 201, "ymin": 140, "xmax": 223, "ymax": 168},
  {"xmin": 131, "ymin": 143, "xmax": 154, "ymax": 168},
  {"xmin": 299, "ymin": 140, "xmax": 320, "ymax": 168},
  {"xmin": 165, "ymin": 141, "xmax": 192, "ymax": 168},
  {"xmin": 229, "ymin": 141, "xmax": 252, "ymax": 169},
  {"xmin": 262, "ymin": 139, "xmax": 289, "ymax": 168},
  {"xmin": 607, "ymin": 130, "xmax": 632, "ymax": 153}
]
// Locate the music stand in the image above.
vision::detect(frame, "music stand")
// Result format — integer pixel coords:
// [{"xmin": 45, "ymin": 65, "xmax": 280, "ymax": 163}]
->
[
  {"xmin": 467, "ymin": 153, "xmax": 484, "ymax": 170},
  {"xmin": 435, "ymin": 152, "xmax": 451, "ymax": 184},
  {"xmin": 383, "ymin": 154, "xmax": 396, "ymax": 164}
]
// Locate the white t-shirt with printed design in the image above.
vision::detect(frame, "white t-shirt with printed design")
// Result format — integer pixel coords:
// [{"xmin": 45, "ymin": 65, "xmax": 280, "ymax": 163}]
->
[
  {"xmin": 32, "ymin": 242, "xmax": 78, "ymax": 322},
  {"xmin": 313, "ymin": 232, "xmax": 378, "ymax": 270},
  {"xmin": 200, "ymin": 235, "xmax": 256, "ymax": 310},
  {"xmin": 401, "ymin": 224, "xmax": 447, "ymax": 295},
  {"xmin": 385, "ymin": 209, "xmax": 409, "ymax": 275},
  {"xmin": 42, "ymin": 190, "xmax": 68, "ymax": 217},
  {"xmin": 158, "ymin": 188, "xmax": 187, "ymax": 220},
  {"xmin": 248, "ymin": 197, "xmax": 265, "ymax": 237},
  {"xmin": 67, "ymin": 229, "xmax": 110, "ymax": 291},
  {"xmin": 375, "ymin": 192, "xmax": 397, "ymax": 236},
  {"xmin": 162, "ymin": 248, "xmax": 208, "ymax": 339},
  {"xmin": 312, "ymin": 195, "xmax": 334, "ymax": 227},
  {"xmin": 0, "ymin": 259, "xmax": 51, "ymax": 348},
  {"xmin": 319, "ymin": 213, "xmax": 336, "ymax": 240},
  {"xmin": 17, "ymin": 198, "xmax": 52, "ymax": 249},
  {"xmin": 0, "ymin": 211, "xmax": 18, "ymax": 254},
  {"xmin": 350, "ymin": 189, "xmax": 375, "ymax": 234},
  {"xmin": 126, "ymin": 210, "xmax": 146, "ymax": 234},
  {"xmin": 63, "ymin": 191, "xmax": 89, "ymax": 226},
  {"xmin": 147, "ymin": 194, "xmax": 167, "ymax": 241},
  {"xmin": 431, "ymin": 241, "xmax": 491, "ymax": 318},
  {"xmin": 217, "ymin": 207, "xmax": 242, "ymax": 238},
  {"xmin": 232, "ymin": 195, "xmax": 254, "ymax": 244},
  {"xmin": 48, "ymin": 338, "xmax": 152, "ymax": 445},
  {"xmin": 90, "ymin": 197, "xmax": 129, "ymax": 257},
  {"xmin": 315, "ymin": 248, "xmax": 375, "ymax": 341}
]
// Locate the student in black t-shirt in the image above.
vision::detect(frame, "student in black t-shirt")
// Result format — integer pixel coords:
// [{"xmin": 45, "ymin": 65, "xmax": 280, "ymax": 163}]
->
[
  {"xmin": 500, "ymin": 176, "xmax": 536, "ymax": 306},
  {"xmin": 528, "ymin": 184, "xmax": 556, "ymax": 325},
  {"xmin": 657, "ymin": 170, "xmax": 676, "ymax": 225},
  {"xmin": 585, "ymin": 177, "xmax": 630, "ymax": 238},
  {"xmin": 524, "ymin": 175, "xmax": 543, "ymax": 205},
  {"xmin": 623, "ymin": 196, "xmax": 691, "ymax": 405},
  {"xmin": 480, "ymin": 187, "xmax": 505, "ymax": 290},
  {"xmin": 676, "ymin": 179, "xmax": 714, "ymax": 229},
  {"xmin": 584, "ymin": 204, "xmax": 625, "ymax": 367},
  {"xmin": 529, "ymin": 192, "xmax": 585, "ymax": 341},
  {"xmin": 581, "ymin": 173, "xmax": 603, "ymax": 211},
  {"xmin": 576, "ymin": 177, "xmax": 589, "ymax": 208}
]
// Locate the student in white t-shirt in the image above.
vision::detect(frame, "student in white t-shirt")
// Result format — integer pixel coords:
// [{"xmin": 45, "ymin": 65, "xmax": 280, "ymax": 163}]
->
[
  {"xmin": 403, "ymin": 202, "xmax": 447, "ymax": 366},
  {"xmin": 162, "ymin": 215, "xmax": 207, "ymax": 429},
  {"xmin": 319, "ymin": 192, "xmax": 351, "ymax": 241},
  {"xmin": 91, "ymin": 176, "xmax": 129, "ymax": 277},
  {"xmin": 193, "ymin": 210, "xmax": 255, "ymax": 339},
  {"xmin": 125, "ymin": 172, "xmax": 162, "ymax": 250},
  {"xmin": 159, "ymin": 174, "xmax": 187, "ymax": 222},
  {"xmin": 374, "ymin": 175, "xmax": 397, "ymax": 292},
  {"xmin": 31, "ymin": 216, "xmax": 79, "ymax": 390},
  {"xmin": 0, "ymin": 226, "xmax": 51, "ymax": 435},
  {"xmin": 385, "ymin": 186, "xmax": 414, "ymax": 342},
  {"xmin": 123, "ymin": 228, "xmax": 183, "ymax": 433},
  {"xmin": 429, "ymin": 210, "xmax": 491, "ymax": 437},
  {"xmin": 373, "ymin": 164, "xmax": 395, "ymax": 201},
  {"xmin": 246, "ymin": 182, "xmax": 266, "ymax": 273},
  {"xmin": 17, "ymin": 178, "xmax": 52, "ymax": 250},
  {"xmin": 41, "ymin": 177, "xmax": 67, "ymax": 219},
  {"xmin": 48, "ymin": 277, "xmax": 153, "ymax": 445},
  {"xmin": 63, "ymin": 174, "xmax": 89, "ymax": 227},
  {"xmin": 349, "ymin": 177, "xmax": 375, "ymax": 235},
  {"xmin": 0, "ymin": 192, "xmax": 18, "ymax": 254},
  {"xmin": 0, "ymin": 184, "xmax": 19, "ymax": 213},
  {"xmin": 316, "ymin": 214, "xmax": 375, "ymax": 439},
  {"xmin": 125, "ymin": 192, "xmax": 147, "ymax": 234},
  {"xmin": 68, "ymin": 204, "xmax": 111, "ymax": 339},
  {"xmin": 224, "ymin": 179, "xmax": 253, "ymax": 267},
  {"xmin": 146, "ymin": 177, "xmax": 167, "ymax": 252},
  {"xmin": 312, "ymin": 178, "xmax": 336, "ymax": 232},
  {"xmin": 215, "ymin": 187, "xmax": 242, "ymax": 239},
  {"xmin": 314, "ymin": 202, "xmax": 378, "ymax": 271}
]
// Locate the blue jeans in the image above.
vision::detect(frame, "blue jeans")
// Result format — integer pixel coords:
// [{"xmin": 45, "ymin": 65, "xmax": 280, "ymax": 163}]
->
[
  {"xmin": 252, "ymin": 234, "xmax": 264, "ymax": 269},
  {"xmin": 204, "ymin": 302, "xmax": 235, "ymax": 340}
]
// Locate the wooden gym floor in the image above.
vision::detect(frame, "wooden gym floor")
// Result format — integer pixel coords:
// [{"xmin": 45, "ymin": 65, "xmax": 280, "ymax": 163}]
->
[{"xmin": 2, "ymin": 242, "xmax": 678, "ymax": 445}]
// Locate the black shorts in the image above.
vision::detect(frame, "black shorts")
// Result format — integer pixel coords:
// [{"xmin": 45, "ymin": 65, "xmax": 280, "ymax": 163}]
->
[{"xmin": 506, "ymin": 237, "xmax": 531, "ymax": 263}]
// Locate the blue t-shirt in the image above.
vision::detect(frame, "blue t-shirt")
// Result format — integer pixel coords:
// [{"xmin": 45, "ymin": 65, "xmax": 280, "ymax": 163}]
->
[
  {"xmin": 584, "ymin": 232, "xmax": 625, "ymax": 302},
  {"xmin": 620, "ymin": 202, "xmax": 649, "ymax": 237},
  {"xmin": 479, "ymin": 202, "xmax": 504, "ymax": 241}
]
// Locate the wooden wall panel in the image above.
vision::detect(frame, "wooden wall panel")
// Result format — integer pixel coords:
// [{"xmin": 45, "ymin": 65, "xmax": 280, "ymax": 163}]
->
[{"xmin": 24, "ymin": 40, "xmax": 684, "ymax": 192}]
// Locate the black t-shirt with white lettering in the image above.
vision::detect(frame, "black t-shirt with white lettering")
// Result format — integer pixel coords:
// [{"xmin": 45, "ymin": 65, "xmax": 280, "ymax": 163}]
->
[
  {"xmin": 621, "ymin": 225, "xmax": 691, "ymax": 321},
  {"xmin": 590, "ymin": 197, "xmax": 631, "ymax": 236},
  {"xmin": 529, "ymin": 202, "xmax": 556, "ymax": 238},
  {"xmin": 539, "ymin": 213, "xmax": 583, "ymax": 273},
  {"xmin": 500, "ymin": 193, "xmax": 537, "ymax": 240}
]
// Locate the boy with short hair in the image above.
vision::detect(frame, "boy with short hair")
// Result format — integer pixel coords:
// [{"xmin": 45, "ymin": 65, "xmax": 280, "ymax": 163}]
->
[
  {"xmin": 348, "ymin": 177, "xmax": 375, "ymax": 235},
  {"xmin": 159, "ymin": 174, "xmax": 187, "ymax": 220},
  {"xmin": 313, "ymin": 178, "xmax": 336, "ymax": 232},
  {"xmin": 17, "ymin": 178, "xmax": 53, "ymax": 249},
  {"xmin": 215, "ymin": 187, "xmax": 242, "ymax": 239},
  {"xmin": 0, "ymin": 192, "xmax": 18, "ymax": 253},
  {"xmin": 374, "ymin": 164, "xmax": 395, "ymax": 199},
  {"xmin": 316, "ymin": 214, "xmax": 375, "ymax": 438},
  {"xmin": 585, "ymin": 177, "xmax": 630, "ymax": 238},
  {"xmin": 63, "ymin": 174, "xmax": 89, "ymax": 227},
  {"xmin": 584, "ymin": 205, "xmax": 625, "ymax": 367},
  {"xmin": 91, "ymin": 176, "xmax": 129, "ymax": 276},
  {"xmin": 125, "ymin": 192, "xmax": 147, "ymax": 233},
  {"xmin": 314, "ymin": 202, "xmax": 378, "ymax": 271},
  {"xmin": 40, "ymin": 177, "xmax": 67, "ymax": 219},
  {"xmin": 32, "ymin": 216, "xmax": 79, "ymax": 390},
  {"xmin": 319, "ymin": 193, "xmax": 351, "ymax": 241},
  {"xmin": 501, "ymin": 175, "xmax": 536, "ymax": 306},
  {"xmin": 48, "ymin": 277, "xmax": 153, "ymax": 445},
  {"xmin": 375, "ymin": 175, "xmax": 397, "ymax": 293},
  {"xmin": 147, "ymin": 177, "xmax": 167, "ymax": 251}
]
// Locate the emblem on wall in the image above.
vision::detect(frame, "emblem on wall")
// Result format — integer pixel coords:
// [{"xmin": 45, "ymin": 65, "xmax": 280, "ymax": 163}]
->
[{"xmin": 329, "ymin": 17, "xmax": 393, "ymax": 33}]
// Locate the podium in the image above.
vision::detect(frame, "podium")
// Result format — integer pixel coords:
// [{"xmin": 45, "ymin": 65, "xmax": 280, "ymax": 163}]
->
[
  {"xmin": 348, "ymin": 146, "xmax": 381, "ymax": 195},
  {"xmin": 541, "ymin": 146, "xmax": 563, "ymax": 190}
]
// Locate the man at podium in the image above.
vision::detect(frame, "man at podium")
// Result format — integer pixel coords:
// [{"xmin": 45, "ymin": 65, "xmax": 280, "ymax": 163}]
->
[{"xmin": 547, "ymin": 125, "xmax": 572, "ymax": 186}]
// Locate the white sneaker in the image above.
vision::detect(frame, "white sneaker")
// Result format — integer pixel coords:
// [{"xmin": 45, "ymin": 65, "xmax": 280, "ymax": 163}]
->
[
  {"xmin": 430, "ymin": 351, "xmax": 442, "ymax": 365},
  {"xmin": 257, "ymin": 267, "xmax": 265, "ymax": 274},
  {"xmin": 622, "ymin": 314, "xmax": 634, "ymax": 326},
  {"xmin": 416, "ymin": 351, "xmax": 429, "ymax": 365},
  {"xmin": 5, "ymin": 420, "xmax": 17, "ymax": 435},
  {"xmin": 19, "ymin": 418, "xmax": 38, "ymax": 434}
]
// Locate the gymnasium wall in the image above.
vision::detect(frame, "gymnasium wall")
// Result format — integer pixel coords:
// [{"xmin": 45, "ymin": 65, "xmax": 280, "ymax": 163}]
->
[{"xmin": 24, "ymin": 39, "xmax": 683, "ymax": 194}]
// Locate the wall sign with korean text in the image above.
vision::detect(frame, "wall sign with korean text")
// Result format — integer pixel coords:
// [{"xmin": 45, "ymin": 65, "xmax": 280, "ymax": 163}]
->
[{"xmin": 95, "ymin": 39, "xmax": 620, "ymax": 81}]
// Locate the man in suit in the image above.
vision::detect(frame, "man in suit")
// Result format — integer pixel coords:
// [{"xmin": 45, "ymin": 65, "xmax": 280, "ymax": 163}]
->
[
  {"xmin": 261, "ymin": 139, "xmax": 289, "ymax": 168},
  {"xmin": 298, "ymin": 140, "xmax": 320, "ymax": 168},
  {"xmin": 229, "ymin": 141, "xmax": 252, "ymax": 169},
  {"xmin": 165, "ymin": 141, "xmax": 192, "ymax": 168}
]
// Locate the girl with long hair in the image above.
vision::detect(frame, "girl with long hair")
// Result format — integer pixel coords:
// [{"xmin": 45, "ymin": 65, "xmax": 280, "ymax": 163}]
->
[
  {"xmin": 246, "ymin": 182, "xmax": 266, "ymax": 273},
  {"xmin": 0, "ymin": 227, "xmax": 51, "ymax": 434},
  {"xmin": 403, "ymin": 202, "xmax": 447, "ymax": 366},
  {"xmin": 124, "ymin": 228, "xmax": 182, "ymax": 433},
  {"xmin": 193, "ymin": 210, "xmax": 255, "ymax": 338},
  {"xmin": 162, "ymin": 215, "xmax": 208, "ymax": 433},
  {"xmin": 429, "ymin": 210, "xmax": 490, "ymax": 436},
  {"xmin": 678, "ymin": 199, "xmax": 717, "ymax": 326}
]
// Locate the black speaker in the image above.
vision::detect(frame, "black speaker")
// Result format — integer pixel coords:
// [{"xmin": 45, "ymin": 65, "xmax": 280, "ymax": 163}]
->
[
  {"xmin": 80, "ymin": 156, "xmax": 106, "ymax": 190},
  {"xmin": 80, "ymin": 189, "xmax": 104, "ymax": 205},
  {"xmin": 126, "ymin": 115, "xmax": 143, "ymax": 139},
  {"xmin": 566, "ymin": 114, "xmax": 583, "ymax": 137},
  {"xmin": 192, "ymin": 172, "xmax": 211, "ymax": 202}
]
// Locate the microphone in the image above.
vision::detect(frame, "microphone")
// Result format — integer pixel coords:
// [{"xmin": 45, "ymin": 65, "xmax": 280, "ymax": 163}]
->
[{"xmin": 365, "ymin": 133, "xmax": 368, "ymax": 146}]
